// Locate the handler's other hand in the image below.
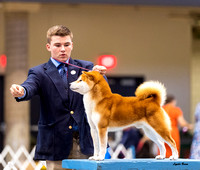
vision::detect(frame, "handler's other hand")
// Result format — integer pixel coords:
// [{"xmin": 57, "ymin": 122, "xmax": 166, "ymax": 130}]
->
[
  {"xmin": 10, "ymin": 84, "xmax": 25, "ymax": 97},
  {"xmin": 92, "ymin": 65, "xmax": 107, "ymax": 76}
]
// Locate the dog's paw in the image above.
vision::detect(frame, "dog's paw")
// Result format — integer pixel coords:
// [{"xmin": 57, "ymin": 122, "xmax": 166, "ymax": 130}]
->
[
  {"xmin": 88, "ymin": 155, "xmax": 104, "ymax": 161},
  {"xmin": 155, "ymin": 155, "xmax": 165, "ymax": 160},
  {"xmin": 88, "ymin": 156, "xmax": 97, "ymax": 160},
  {"xmin": 96, "ymin": 155, "xmax": 104, "ymax": 161},
  {"xmin": 169, "ymin": 155, "xmax": 178, "ymax": 160}
]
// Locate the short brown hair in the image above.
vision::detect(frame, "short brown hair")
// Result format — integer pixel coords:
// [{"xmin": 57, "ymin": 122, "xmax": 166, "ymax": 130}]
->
[{"xmin": 47, "ymin": 25, "xmax": 73, "ymax": 43}]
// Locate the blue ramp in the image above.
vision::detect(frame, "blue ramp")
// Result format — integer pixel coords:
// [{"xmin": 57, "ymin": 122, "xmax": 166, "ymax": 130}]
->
[{"xmin": 62, "ymin": 159, "xmax": 200, "ymax": 170}]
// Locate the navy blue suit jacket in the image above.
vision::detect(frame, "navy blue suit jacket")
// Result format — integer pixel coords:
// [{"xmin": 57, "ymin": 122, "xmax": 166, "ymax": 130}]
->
[{"xmin": 16, "ymin": 58, "xmax": 94, "ymax": 160}]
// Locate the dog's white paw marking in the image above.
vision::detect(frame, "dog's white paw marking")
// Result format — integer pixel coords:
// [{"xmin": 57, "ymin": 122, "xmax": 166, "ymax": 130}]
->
[
  {"xmin": 89, "ymin": 156, "xmax": 96, "ymax": 160},
  {"xmin": 88, "ymin": 155, "xmax": 104, "ymax": 161},
  {"xmin": 96, "ymin": 155, "xmax": 105, "ymax": 161},
  {"xmin": 169, "ymin": 155, "xmax": 178, "ymax": 160},
  {"xmin": 155, "ymin": 155, "xmax": 165, "ymax": 160}
]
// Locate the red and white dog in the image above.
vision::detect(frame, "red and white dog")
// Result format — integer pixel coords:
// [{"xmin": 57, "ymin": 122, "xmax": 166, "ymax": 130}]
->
[{"xmin": 70, "ymin": 71, "xmax": 178, "ymax": 161}]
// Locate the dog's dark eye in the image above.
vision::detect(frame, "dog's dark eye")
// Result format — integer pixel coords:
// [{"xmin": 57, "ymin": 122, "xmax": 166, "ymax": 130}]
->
[{"xmin": 79, "ymin": 79, "xmax": 82, "ymax": 82}]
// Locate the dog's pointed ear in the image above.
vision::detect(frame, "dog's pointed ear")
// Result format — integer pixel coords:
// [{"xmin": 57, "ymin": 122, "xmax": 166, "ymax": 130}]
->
[
  {"xmin": 82, "ymin": 71, "xmax": 87, "ymax": 75},
  {"xmin": 82, "ymin": 71, "xmax": 91, "ymax": 78},
  {"xmin": 82, "ymin": 71, "xmax": 95, "ymax": 81}
]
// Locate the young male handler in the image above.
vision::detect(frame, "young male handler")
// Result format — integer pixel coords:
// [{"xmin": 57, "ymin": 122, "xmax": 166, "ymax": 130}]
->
[{"xmin": 10, "ymin": 25, "xmax": 106, "ymax": 170}]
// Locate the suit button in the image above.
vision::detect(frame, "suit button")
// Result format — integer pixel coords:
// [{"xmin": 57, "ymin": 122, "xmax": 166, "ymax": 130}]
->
[
  {"xmin": 70, "ymin": 111, "xmax": 74, "ymax": 114},
  {"xmin": 69, "ymin": 125, "xmax": 72, "ymax": 129}
]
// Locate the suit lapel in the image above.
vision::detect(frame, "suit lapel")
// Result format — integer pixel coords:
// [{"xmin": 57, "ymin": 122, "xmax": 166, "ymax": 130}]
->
[
  {"xmin": 44, "ymin": 59, "xmax": 68, "ymax": 103},
  {"xmin": 68, "ymin": 59, "xmax": 81, "ymax": 84},
  {"xmin": 67, "ymin": 59, "xmax": 82, "ymax": 106}
]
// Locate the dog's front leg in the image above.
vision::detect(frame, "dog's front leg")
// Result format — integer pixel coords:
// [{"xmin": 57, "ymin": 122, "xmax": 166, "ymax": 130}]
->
[
  {"xmin": 87, "ymin": 117, "xmax": 100, "ymax": 160},
  {"xmin": 97, "ymin": 127, "xmax": 108, "ymax": 161},
  {"xmin": 89, "ymin": 127, "xmax": 99, "ymax": 159}
]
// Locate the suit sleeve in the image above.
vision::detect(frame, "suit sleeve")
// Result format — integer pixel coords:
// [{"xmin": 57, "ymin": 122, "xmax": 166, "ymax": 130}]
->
[{"xmin": 16, "ymin": 68, "xmax": 40, "ymax": 101}]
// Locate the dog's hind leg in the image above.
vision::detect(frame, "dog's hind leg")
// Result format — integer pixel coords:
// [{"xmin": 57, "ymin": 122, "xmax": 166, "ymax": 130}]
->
[
  {"xmin": 145, "ymin": 121, "xmax": 178, "ymax": 160},
  {"xmin": 163, "ymin": 136, "xmax": 179, "ymax": 160},
  {"xmin": 152, "ymin": 128, "xmax": 178, "ymax": 160},
  {"xmin": 142, "ymin": 125, "xmax": 166, "ymax": 159}
]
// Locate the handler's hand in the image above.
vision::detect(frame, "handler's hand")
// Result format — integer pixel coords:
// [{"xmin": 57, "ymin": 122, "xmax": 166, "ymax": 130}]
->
[
  {"xmin": 92, "ymin": 65, "xmax": 107, "ymax": 76},
  {"xmin": 10, "ymin": 84, "xmax": 25, "ymax": 97}
]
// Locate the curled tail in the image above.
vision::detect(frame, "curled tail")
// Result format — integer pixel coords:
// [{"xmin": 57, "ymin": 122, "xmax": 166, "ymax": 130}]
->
[{"xmin": 135, "ymin": 81, "xmax": 166, "ymax": 106}]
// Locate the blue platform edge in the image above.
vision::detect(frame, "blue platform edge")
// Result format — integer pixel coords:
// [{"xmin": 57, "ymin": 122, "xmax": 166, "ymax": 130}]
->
[{"xmin": 62, "ymin": 159, "xmax": 200, "ymax": 170}]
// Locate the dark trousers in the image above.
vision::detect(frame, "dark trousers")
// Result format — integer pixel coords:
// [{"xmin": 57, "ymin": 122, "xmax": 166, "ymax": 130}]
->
[{"xmin": 46, "ymin": 131, "xmax": 90, "ymax": 170}]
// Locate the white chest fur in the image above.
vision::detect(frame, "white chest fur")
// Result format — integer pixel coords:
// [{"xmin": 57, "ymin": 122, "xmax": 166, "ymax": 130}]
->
[{"xmin": 83, "ymin": 93, "xmax": 95, "ymax": 115}]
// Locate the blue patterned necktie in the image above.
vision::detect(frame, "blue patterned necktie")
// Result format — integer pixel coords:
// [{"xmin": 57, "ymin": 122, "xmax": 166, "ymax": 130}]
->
[{"xmin": 59, "ymin": 63, "xmax": 68, "ymax": 90}]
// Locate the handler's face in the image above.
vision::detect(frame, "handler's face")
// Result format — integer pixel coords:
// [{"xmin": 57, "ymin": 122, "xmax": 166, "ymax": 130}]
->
[{"xmin": 46, "ymin": 35, "xmax": 73, "ymax": 62}]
